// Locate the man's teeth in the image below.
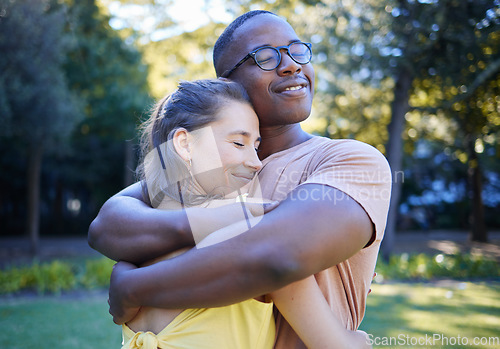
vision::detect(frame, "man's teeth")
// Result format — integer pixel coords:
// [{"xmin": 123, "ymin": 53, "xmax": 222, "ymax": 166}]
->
[{"xmin": 284, "ymin": 86, "xmax": 302, "ymax": 91}]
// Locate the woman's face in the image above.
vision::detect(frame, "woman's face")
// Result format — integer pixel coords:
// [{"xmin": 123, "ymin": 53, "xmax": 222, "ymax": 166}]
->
[{"xmin": 189, "ymin": 100, "xmax": 262, "ymax": 198}]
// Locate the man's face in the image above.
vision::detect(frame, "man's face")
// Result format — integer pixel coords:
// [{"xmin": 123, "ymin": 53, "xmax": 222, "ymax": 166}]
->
[{"xmin": 220, "ymin": 15, "xmax": 315, "ymax": 127}]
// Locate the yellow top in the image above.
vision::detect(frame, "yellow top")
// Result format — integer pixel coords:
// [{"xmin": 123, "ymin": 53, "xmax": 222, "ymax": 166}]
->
[{"xmin": 122, "ymin": 298, "xmax": 275, "ymax": 349}]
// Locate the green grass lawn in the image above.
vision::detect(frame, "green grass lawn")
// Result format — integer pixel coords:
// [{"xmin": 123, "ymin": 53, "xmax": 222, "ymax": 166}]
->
[
  {"xmin": 361, "ymin": 282, "xmax": 500, "ymax": 349},
  {"xmin": 0, "ymin": 282, "xmax": 499, "ymax": 348},
  {"xmin": 0, "ymin": 292, "xmax": 121, "ymax": 348}
]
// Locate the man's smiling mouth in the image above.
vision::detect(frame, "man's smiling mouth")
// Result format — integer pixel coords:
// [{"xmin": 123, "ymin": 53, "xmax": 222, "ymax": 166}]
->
[
  {"xmin": 275, "ymin": 78, "xmax": 309, "ymax": 94},
  {"xmin": 284, "ymin": 85, "xmax": 304, "ymax": 91}
]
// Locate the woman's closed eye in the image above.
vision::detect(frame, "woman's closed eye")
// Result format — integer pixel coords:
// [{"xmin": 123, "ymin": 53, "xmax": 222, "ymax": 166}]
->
[{"xmin": 233, "ymin": 141, "xmax": 244, "ymax": 147}]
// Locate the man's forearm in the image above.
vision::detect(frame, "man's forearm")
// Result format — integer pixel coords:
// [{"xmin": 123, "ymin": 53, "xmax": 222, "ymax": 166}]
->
[
  {"xmin": 116, "ymin": 184, "xmax": 373, "ymax": 309},
  {"xmin": 88, "ymin": 182, "xmax": 193, "ymax": 263}
]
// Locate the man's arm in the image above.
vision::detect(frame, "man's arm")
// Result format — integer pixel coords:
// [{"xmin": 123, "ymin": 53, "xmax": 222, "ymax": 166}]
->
[
  {"xmin": 109, "ymin": 184, "xmax": 373, "ymax": 323},
  {"xmin": 88, "ymin": 182, "xmax": 278, "ymax": 263},
  {"xmin": 88, "ymin": 182, "xmax": 193, "ymax": 264}
]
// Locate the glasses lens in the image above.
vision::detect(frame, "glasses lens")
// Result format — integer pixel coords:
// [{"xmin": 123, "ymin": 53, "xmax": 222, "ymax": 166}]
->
[
  {"xmin": 254, "ymin": 48, "xmax": 280, "ymax": 70},
  {"xmin": 289, "ymin": 42, "xmax": 312, "ymax": 64}
]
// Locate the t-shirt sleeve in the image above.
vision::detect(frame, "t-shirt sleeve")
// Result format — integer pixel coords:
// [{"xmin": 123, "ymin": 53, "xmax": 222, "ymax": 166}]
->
[{"xmin": 299, "ymin": 140, "xmax": 392, "ymax": 242}]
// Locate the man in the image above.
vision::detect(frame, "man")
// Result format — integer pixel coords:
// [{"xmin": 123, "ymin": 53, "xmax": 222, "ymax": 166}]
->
[{"xmin": 89, "ymin": 10, "xmax": 391, "ymax": 348}]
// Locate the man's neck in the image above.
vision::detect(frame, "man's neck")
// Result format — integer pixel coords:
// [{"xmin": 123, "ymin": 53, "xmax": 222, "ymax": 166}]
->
[{"xmin": 258, "ymin": 123, "xmax": 312, "ymax": 160}]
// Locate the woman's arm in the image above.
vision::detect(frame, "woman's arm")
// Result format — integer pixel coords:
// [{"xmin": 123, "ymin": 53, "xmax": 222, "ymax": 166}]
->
[
  {"xmin": 270, "ymin": 277, "xmax": 372, "ymax": 349},
  {"xmin": 88, "ymin": 182, "xmax": 276, "ymax": 264},
  {"xmin": 187, "ymin": 197, "xmax": 278, "ymax": 245}
]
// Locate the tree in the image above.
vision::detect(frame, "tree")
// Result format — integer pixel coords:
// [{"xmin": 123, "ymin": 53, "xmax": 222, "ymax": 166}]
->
[
  {"xmin": 282, "ymin": 0, "xmax": 500, "ymax": 256},
  {"xmin": 59, "ymin": 0, "xmax": 150, "ymax": 227},
  {"xmin": 99, "ymin": 0, "xmax": 230, "ymax": 99},
  {"xmin": 0, "ymin": 0, "xmax": 151, "ymax": 243},
  {"xmin": 406, "ymin": 0, "xmax": 500, "ymax": 242},
  {"xmin": 0, "ymin": 0, "xmax": 82, "ymax": 254}
]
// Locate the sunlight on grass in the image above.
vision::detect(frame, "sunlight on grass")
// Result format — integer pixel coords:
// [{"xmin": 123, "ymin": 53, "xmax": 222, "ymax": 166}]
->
[
  {"xmin": 361, "ymin": 282, "xmax": 500, "ymax": 348},
  {"xmin": 0, "ymin": 282, "xmax": 498, "ymax": 348}
]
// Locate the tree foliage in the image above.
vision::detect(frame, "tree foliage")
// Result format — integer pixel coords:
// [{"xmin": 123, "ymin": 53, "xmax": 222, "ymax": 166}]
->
[
  {"xmin": 0, "ymin": 0, "xmax": 150, "ymax": 243},
  {"xmin": 0, "ymin": 0, "xmax": 82, "ymax": 253},
  {"xmin": 0, "ymin": 0, "xmax": 81, "ymax": 148},
  {"xmin": 398, "ymin": 0, "xmax": 500, "ymax": 242},
  {"xmin": 55, "ymin": 0, "xmax": 151, "ymax": 227}
]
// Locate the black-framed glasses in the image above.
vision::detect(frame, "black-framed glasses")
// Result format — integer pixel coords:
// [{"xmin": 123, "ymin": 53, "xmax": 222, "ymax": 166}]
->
[{"xmin": 221, "ymin": 42, "xmax": 312, "ymax": 78}]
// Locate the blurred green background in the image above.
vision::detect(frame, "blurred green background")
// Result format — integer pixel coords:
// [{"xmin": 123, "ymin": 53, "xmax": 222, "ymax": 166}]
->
[
  {"xmin": 1, "ymin": 1, "xmax": 500, "ymax": 347},
  {"xmin": 1, "ymin": 0, "xmax": 500, "ymax": 258}
]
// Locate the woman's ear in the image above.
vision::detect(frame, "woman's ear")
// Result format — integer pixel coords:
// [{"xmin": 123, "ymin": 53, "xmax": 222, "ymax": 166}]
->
[{"xmin": 172, "ymin": 128, "xmax": 192, "ymax": 162}]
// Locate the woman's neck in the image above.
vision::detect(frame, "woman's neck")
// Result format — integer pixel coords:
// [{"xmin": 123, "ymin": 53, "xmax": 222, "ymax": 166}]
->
[{"xmin": 258, "ymin": 123, "xmax": 312, "ymax": 160}]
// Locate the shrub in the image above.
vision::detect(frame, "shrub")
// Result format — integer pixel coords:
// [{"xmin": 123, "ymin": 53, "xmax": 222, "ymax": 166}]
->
[
  {"xmin": 33, "ymin": 261, "xmax": 77, "ymax": 293},
  {"xmin": 0, "ymin": 257, "xmax": 114, "ymax": 295},
  {"xmin": 80, "ymin": 257, "xmax": 115, "ymax": 289},
  {"xmin": 1, "ymin": 252, "xmax": 498, "ymax": 295},
  {"xmin": 375, "ymin": 252, "xmax": 500, "ymax": 282}
]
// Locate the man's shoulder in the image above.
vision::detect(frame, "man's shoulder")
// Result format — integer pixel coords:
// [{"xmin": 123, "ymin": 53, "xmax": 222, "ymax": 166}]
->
[
  {"xmin": 308, "ymin": 135, "xmax": 373, "ymax": 148},
  {"xmin": 308, "ymin": 136, "xmax": 387, "ymax": 162}
]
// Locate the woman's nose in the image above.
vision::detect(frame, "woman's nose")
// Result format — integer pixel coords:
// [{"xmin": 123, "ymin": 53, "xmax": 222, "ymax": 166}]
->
[{"xmin": 245, "ymin": 150, "xmax": 262, "ymax": 172}]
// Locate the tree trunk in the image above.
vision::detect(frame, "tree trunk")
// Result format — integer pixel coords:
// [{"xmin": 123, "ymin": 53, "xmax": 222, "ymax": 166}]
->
[
  {"xmin": 467, "ymin": 137, "xmax": 488, "ymax": 242},
  {"xmin": 381, "ymin": 68, "xmax": 413, "ymax": 260},
  {"xmin": 27, "ymin": 144, "xmax": 43, "ymax": 256}
]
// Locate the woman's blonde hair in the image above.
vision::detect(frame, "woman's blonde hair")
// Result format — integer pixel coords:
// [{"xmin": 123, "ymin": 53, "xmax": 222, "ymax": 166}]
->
[{"xmin": 137, "ymin": 79, "xmax": 252, "ymax": 207}]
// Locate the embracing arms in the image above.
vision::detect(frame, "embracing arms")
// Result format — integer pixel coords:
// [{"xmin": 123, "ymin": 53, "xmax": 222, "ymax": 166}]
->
[
  {"xmin": 88, "ymin": 182, "xmax": 274, "ymax": 264},
  {"xmin": 107, "ymin": 183, "xmax": 373, "ymax": 323}
]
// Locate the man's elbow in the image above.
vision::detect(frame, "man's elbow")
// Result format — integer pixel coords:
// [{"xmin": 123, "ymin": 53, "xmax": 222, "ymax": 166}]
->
[
  {"xmin": 248, "ymin": 244, "xmax": 310, "ymax": 290},
  {"xmin": 272, "ymin": 256, "xmax": 307, "ymax": 286},
  {"xmin": 87, "ymin": 216, "xmax": 103, "ymax": 252}
]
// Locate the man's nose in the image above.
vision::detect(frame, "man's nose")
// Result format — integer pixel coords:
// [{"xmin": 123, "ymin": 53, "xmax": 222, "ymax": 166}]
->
[{"xmin": 276, "ymin": 50, "xmax": 302, "ymax": 75}]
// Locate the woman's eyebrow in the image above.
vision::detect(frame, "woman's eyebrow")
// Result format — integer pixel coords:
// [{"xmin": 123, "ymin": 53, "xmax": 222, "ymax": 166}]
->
[
  {"xmin": 229, "ymin": 130, "xmax": 251, "ymax": 137},
  {"xmin": 228, "ymin": 130, "xmax": 261, "ymax": 142}
]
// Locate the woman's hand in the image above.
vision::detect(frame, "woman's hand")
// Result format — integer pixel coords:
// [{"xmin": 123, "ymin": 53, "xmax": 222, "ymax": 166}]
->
[
  {"xmin": 202, "ymin": 197, "xmax": 279, "ymax": 217},
  {"xmin": 348, "ymin": 330, "xmax": 372, "ymax": 349},
  {"xmin": 186, "ymin": 199, "xmax": 279, "ymax": 243},
  {"xmin": 108, "ymin": 261, "xmax": 141, "ymax": 325}
]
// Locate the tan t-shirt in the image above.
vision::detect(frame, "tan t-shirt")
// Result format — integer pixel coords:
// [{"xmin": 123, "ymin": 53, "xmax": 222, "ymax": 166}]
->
[{"xmin": 255, "ymin": 136, "xmax": 392, "ymax": 349}]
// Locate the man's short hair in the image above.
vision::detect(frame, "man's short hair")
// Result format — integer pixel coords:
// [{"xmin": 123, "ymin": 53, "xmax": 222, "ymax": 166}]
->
[{"xmin": 213, "ymin": 10, "xmax": 277, "ymax": 76}]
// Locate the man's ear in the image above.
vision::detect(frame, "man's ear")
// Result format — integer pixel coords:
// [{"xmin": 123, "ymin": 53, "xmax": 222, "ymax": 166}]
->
[{"xmin": 172, "ymin": 128, "xmax": 192, "ymax": 162}]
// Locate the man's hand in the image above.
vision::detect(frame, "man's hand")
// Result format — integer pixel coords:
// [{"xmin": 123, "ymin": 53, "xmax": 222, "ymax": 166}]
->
[{"xmin": 108, "ymin": 261, "xmax": 141, "ymax": 324}]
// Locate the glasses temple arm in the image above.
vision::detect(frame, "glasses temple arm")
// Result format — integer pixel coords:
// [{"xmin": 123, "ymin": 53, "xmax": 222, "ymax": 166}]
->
[{"xmin": 220, "ymin": 55, "xmax": 251, "ymax": 78}]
